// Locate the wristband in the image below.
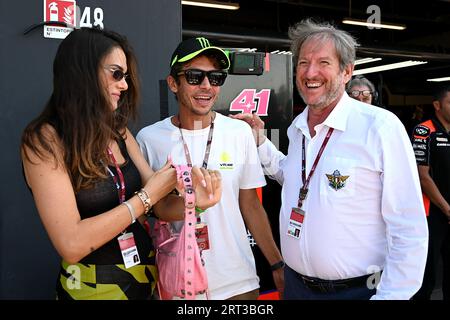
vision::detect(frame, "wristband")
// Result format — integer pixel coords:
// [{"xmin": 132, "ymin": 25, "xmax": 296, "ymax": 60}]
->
[
  {"xmin": 195, "ymin": 206, "xmax": 206, "ymax": 214},
  {"xmin": 122, "ymin": 201, "xmax": 136, "ymax": 224},
  {"xmin": 270, "ymin": 260, "xmax": 285, "ymax": 271}
]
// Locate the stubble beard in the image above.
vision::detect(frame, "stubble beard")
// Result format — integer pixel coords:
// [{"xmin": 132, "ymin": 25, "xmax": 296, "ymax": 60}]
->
[
  {"xmin": 191, "ymin": 105, "xmax": 214, "ymax": 116},
  {"xmin": 298, "ymin": 74, "xmax": 344, "ymax": 111}
]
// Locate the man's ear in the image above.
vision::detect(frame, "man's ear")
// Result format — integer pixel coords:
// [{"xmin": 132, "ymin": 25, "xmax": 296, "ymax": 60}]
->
[
  {"xmin": 343, "ymin": 64, "xmax": 354, "ymax": 84},
  {"xmin": 167, "ymin": 75, "xmax": 178, "ymax": 94},
  {"xmin": 433, "ymin": 100, "xmax": 441, "ymax": 112}
]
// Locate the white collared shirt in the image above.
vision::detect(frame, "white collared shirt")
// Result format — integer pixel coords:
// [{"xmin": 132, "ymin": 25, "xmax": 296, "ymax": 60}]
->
[{"xmin": 258, "ymin": 93, "xmax": 428, "ymax": 299}]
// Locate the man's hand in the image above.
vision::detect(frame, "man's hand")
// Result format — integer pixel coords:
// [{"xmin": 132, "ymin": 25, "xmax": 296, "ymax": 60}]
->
[
  {"xmin": 272, "ymin": 268, "xmax": 285, "ymax": 299},
  {"xmin": 191, "ymin": 167, "xmax": 222, "ymax": 210}
]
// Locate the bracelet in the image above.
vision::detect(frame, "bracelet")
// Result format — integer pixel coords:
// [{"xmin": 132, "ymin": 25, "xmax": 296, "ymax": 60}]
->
[
  {"xmin": 195, "ymin": 206, "xmax": 206, "ymax": 214},
  {"xmin": 140, "ymin": 188, "xmax": 153, "ymax": 216},
  {"xmin": 122, "ymin": 201, "xmax": 136, "ymax": 224},
  {"xmin": 135, "ymin": 188, "xmax": 152, "ymax": 214},
  {"xmin": 270, "ymin": 260, "xmax": 285, "ymax": 271}
]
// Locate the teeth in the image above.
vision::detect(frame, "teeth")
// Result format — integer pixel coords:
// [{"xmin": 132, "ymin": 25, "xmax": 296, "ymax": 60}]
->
[{"xmin": 306, "ymin": 82, "xmax": 321, "ymax": 88}]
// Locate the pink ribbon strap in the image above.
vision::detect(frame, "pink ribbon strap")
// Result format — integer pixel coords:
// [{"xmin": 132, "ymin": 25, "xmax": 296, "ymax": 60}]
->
[{"xmin": 175, "ymin": 165, "xmax": 197, "ymax": 299}]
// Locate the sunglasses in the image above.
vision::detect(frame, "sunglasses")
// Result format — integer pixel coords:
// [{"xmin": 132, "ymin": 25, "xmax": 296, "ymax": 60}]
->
[
  {"xmin": 348, "ymin": 90, "xmax": 372, "ymax": 98},
  {"xmin": 177, "ymin": 69, "xmax": 227, "ymax": 86},
  {"xmin": 104, "ymin": 67, "xmax": 129, "ymax": 82}
]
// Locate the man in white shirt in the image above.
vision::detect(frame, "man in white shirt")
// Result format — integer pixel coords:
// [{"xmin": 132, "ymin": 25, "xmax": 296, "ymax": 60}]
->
[
  {"xmin": 232, "ymin": 19, "xmax": 428, "ymax": 300},
  {"xmin": 137, "ymin": 37, "xmax": 284, "ymax": 299}
]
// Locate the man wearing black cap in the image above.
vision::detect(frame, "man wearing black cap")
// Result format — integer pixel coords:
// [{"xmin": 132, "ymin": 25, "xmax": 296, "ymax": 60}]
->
[{"xmin": 137, "ymin": 37, "xmax": 284, "ymax": 300}]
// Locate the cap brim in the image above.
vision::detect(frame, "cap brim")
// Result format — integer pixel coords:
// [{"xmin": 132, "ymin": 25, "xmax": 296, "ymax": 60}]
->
[{"xmin": 176, "ymin": 46, "xmax": 230, "ymax": 69}]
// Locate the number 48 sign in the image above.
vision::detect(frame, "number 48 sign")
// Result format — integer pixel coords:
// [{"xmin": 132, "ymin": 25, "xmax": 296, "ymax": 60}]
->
[{"xmin": 229, "ymin": 89, "xmax": 271, "ymax": 115}]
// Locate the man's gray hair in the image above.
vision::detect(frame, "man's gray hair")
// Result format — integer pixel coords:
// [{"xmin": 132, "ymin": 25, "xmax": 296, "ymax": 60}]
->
[
  {"xmin": 347, "ymin": 75, "xmax": 376, "ymax": 93},
  {"xmin": 289, "ymin": 19, "xmax": 359, "ymax": 71}
]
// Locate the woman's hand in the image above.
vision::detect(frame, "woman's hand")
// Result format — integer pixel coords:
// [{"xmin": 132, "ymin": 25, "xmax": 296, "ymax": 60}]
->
[
  {"xmin": 191, "ymin": 167, "xmax": 222, "ymax": 210},
  {"xmin": 229, "ymin": 113, "xmax": 266, "ymax": 146},
  {"xmin": 142, "ymin": 159, "xmax": 177, "ymax": 205}
]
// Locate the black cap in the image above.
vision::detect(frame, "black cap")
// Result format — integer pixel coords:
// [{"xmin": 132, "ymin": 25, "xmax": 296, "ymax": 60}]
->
[{"xmin": 170, "ymin": 37, "xmax": 230, "ymax": 70}]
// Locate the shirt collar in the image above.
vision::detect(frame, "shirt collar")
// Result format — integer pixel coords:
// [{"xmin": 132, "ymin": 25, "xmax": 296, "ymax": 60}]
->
[
  {"xmin": 432, "ymin": 116, "xmax": 450, "ymax": 135},
  {"xmin": 294, "ymin": 92, "xmax": 354, "ymax": 135}
]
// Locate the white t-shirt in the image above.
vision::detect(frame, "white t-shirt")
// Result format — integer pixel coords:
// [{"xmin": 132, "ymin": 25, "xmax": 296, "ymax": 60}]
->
[{"xmin": 136, "ymin": 112, "xmax": 266, "ymax": 299}]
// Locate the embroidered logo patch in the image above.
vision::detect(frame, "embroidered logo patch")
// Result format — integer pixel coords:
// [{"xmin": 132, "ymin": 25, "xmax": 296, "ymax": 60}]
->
[
  {"xmin": 326, "ymin": 170, "xmax": 349, "ymax": 191},
  {"xmin": 413, "ymin": 125, "xmax": 430, "ymax": 139}
]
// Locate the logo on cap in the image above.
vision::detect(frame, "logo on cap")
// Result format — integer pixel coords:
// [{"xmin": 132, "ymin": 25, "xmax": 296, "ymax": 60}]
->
[{"xmin": 170, "ymin": 37, "xmax": 230, "ymax": 69}]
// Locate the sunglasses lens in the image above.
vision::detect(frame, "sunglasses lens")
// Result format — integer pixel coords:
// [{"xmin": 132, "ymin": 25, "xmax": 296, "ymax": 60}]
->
[
  {"xmin": 112, "ymin": 70, "xmax": 123, "ymax": 81},
  {"xmin": 111, "ymin": 69, "xmax": 129, "ymax": 82},
  {"xmin": 182, "ymin": 69, "xmax": 227, "ymax": 86},
  {"xmin": 184, "ymin": 70, "xmax": 204, "ymax": 85},
  {"xmin": 207, "ymin": 71, "xmax": 227, "ymax": 86}
]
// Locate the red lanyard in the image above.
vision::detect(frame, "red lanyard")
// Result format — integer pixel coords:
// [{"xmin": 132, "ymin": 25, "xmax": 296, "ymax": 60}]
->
[
  {"xmin": 177, "ymin": 115, "xmax": 215, "ymax": 169},
  {"xmin": 298, "ymin": 127, "xmax": 334, "ymax": 208},
  {"xmin": 106, "ymin": 147, "xmax": 126, "ymax": 204}
]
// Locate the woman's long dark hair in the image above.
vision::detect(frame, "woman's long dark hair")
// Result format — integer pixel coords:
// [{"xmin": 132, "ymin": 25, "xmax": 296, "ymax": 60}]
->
[{"xmin": 21, "ymin": 27, "xmax": 140, "ymax": 192}]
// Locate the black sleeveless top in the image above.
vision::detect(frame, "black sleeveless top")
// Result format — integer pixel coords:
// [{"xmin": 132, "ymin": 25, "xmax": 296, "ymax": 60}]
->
[{"xmin": 75, "ymin": 138, "xmax": 153, "ymax": 265}]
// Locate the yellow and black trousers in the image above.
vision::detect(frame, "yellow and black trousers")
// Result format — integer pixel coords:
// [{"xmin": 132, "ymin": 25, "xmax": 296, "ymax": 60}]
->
[{"xmin": 56, "ymin": 260, "xmax": 157, "ymax": 300}]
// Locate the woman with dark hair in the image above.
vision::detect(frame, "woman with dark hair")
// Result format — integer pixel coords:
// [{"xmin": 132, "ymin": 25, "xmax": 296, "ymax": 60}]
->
[{"xmin": 21, "ymin": 28, "xmax": 221, "ymax": 300}]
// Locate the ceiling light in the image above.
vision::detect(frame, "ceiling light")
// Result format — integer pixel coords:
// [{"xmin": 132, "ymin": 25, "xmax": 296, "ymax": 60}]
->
[
  {"xmin": 354, "ymin": 57, "xmax": 382, "ymax": 65},
  {"xmin": 239, "ymin": 48, "xmax": 257, "ymax": 52},
  {"xmin": 427, "ymin": 76, "xmax": 450, "ymax": 82},
  {"xmin": 182, "ymin": 0, "xmax": 240, "ymax": 10},
  {"xmin": 353, "ymin": 60, "xmax": 427, "ymax": 75},
  {"xmin": 342, "ymin": 19, "xmax": 406, "ymax": 30}
]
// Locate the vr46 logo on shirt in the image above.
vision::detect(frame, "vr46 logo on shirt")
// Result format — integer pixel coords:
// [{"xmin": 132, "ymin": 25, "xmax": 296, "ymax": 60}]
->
[{"xmin": 219, "ymin": 152, "xmax": 234, "ymax": 170}]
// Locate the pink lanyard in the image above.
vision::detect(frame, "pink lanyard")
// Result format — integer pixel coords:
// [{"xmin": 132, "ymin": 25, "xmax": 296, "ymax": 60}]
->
[
  {"xmin": 106, "ymin": 147, "xmax": 126, "ymax": 204},
  {"xmin": 177, "ymin": 115, "xmax": 215, "ymax": 169},
  {"xmin": 297, "ymin": 127, "xmax": 334, "ymax": 209}
]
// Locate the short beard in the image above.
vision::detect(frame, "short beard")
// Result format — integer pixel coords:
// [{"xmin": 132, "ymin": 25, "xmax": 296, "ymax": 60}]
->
[{"xmin": 299, "ymin": 73, "xmax": 344, "ymax": 110}]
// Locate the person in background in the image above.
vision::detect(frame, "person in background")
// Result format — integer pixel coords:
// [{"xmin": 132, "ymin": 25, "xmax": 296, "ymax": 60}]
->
[
  {"xmin": 137, "ymin": 37, "xmax": 284, "ymax": 300},
  {"xmin": 346, "ymin": 75, "xmax": 377, "ymax": 105},
  {"xmin": 21, "ymin": 28, "xmax": 221, "ymax": 300},
  {"xmin": 232, "ymin": 19, "xmax": 428, "ymax": 300},
  {"xmin": 412, "ymin": 85, "xmax": 450, "ymax": 300},
  {"xmin": 405, "ymin": 105, "xmax": 425, "ymax": 136}
]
